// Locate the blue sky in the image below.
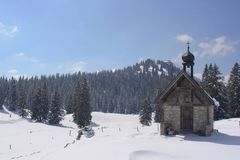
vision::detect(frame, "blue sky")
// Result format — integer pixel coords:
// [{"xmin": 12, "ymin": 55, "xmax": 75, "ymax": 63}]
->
[{"xmin": 0, "ymin": 0, "xmax": 239, "ymax": 79}]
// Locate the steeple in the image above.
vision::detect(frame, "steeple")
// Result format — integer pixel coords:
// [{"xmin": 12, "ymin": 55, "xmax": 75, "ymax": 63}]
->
[{"xmin": 182, "ymin": 42, "xmax": 195, "ymax": 78}]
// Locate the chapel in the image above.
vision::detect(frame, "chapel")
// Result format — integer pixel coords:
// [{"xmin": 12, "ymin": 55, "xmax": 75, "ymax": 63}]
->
[{"xmin": 155, "ymin": 43, "xmax": 214, "ymax": 136}]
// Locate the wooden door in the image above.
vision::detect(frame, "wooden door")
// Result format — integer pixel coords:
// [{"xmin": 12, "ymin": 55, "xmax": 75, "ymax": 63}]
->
[{"xmin": 181, "ymin": 106, "xmax": 193, "ymax": 131}]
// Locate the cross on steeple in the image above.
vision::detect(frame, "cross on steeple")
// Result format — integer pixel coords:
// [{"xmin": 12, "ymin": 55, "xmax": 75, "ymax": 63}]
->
[
  {"xmin": 182, "ymin": 41, "xmax": 195, "ymax": 78},
  {"xmin": 187, "ymin": 41, "xmax": 190, "ymax": 51}
]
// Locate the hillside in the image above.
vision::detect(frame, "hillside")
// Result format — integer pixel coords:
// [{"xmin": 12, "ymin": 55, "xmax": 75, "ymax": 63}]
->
[
  {"xmin": 0, "ymin": 59, "xmax": 180, "ymax": 114},
  {"xmin": 0, "ymin": 106, "xmax": 239, "ymax": 160},
  {"xmin": 88, "ymin": 59, "xmax": 180, "ymax": 113}
]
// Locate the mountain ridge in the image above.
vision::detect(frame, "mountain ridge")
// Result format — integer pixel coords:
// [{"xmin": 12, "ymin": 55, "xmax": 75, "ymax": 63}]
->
[
  {"xmin": 1, "ymin": 59, "xmax": 181, "ymax": 114},
  {"xmin": 87, "ymin": 59, "xmax": 180, "ymax": 113}
]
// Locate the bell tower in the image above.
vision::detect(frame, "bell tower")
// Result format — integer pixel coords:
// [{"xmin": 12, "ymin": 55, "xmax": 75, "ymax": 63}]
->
[{"xmin": 182, "ymin": 42, "xmax": 195, "ymax": 78}]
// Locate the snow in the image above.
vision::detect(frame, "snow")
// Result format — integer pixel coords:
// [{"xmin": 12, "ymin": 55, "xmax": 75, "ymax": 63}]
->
[
  {"xmin": 0, "ymin": 107, "xmax": 240, "ymax": 160},
  {"xmin": 148, "ymin": 66, "xmax": 153, "ymax": 73},
  {"xmin": 162, "ymin": 68, "xmax": 169, "ymax": 76},
  {"xmin": 212, "ymin": 98, "xmax": 220, "ymax": 107},
  {"xmin": 139, "ymin": 65, "xmax": 144, "ymax": 73}
]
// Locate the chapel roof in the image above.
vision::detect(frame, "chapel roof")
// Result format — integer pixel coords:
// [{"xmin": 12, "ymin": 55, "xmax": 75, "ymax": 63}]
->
[{"xmin": 155, "ymin": 70, "xmax": 215, "ymax": 105}]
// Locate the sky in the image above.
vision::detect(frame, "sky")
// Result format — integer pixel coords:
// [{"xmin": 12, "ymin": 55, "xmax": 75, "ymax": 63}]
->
[{"xmin": 0, "ymin": 0, "xmax": 239, "ymax": 79}]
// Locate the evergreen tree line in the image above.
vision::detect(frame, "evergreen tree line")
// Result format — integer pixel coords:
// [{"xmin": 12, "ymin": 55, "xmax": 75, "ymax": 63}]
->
[
  {"xmin": 0, "ymin": 75, "xmax": 91, "ymax": 127},
  {"xmin": 201, "ymin": 62, "xmax": 240, "ymax": 120},
  {"xmin": 1, "ymin": 60, "xmax": 239, "ymax": 126},
  {"xmin": 0, "ymin": 59, "xmax": 179, "ymax": 119}
]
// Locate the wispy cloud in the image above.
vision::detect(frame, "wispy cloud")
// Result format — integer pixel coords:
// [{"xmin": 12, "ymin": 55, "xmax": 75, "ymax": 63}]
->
[
  {"xmin": 194, "ymin": 73, "xmax": 202, "ymax": 80},
  {"xmin": 7, "ymin": 69, "xmax": 19, "ymax": 75},
  {"xmin": 58, "ymin": 61, "xmax": 86, "ymax": 73},
  {"xmin": 13, "ymin": 52, "xmax": 46, "ymax": 68},
  {"xmin": 198, "ymin": 36, "xmax": 236, "ymax": 57},
  {"xmin": 176, "ymin": 34, "xmax": 194, "ymax": 43},
  {"xmin": 174, "ymin": 35, "xmax": 236, "ymax": 63},
  {"xmin": 16, "ymin": 52, "xmax": 24, "ymax": 57},
  {"xmin": 0, "ymin": 22, "xmax": 19, "ymax": 37},
  {"xmin": 223, "ymin": 74, "xmax": 230, "ymax": 84},
  {"xmin": 138, "ymin": 57, "xmax": 144, "ymax": 63},
  {"xmin": 11, "ymin": 26, "xmax": 19, "ymax": 34},
  {"xmin": 171, "ymin": 52, "xmax": 183, "ymax": 66},
  {"xmin": 7, "ymin": 69, "xmax": 28, "ymax": 79}
]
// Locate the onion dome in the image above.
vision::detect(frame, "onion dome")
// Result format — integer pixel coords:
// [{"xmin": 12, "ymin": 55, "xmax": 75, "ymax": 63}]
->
[{"xmin": 182, "ymin": 42, "xmax": 195, "ymax": 66}]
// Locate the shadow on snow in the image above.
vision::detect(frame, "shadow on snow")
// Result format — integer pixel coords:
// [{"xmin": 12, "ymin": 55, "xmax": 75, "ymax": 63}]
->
[{"xmin": 183, "ymin": 131, "xmax": 240, "ymax": 146}]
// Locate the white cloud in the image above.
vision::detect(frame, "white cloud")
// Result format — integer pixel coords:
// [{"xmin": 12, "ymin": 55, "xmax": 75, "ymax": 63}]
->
[
  {"xmin": 223, "ymin": 74, "xmax": 230, "ymax": 84},
  {"xmin": 13, "ymin": 52, "xmax": 46, "ymax": 69},
  {"xmin": 16, "ymin": 52, "xmax": 24, "ymax": 57},
  {"xmin": 138, "ymin": 57, "xmax": 144, "ymax": 63},
  {"xmin": 71, "ymin": 62, "xmax": 86, "ymax": 73},
  {"xmin": 10, "ymin": 25, "xmax": 18, "ymax": 34},
  {"xmin": 30, "ymin": 58, "xmax": 39, "ymax": 63},
  {"xmin": 194, "ymin": 73, "xmax": 202, "ymax": 80},
  {"xmin": 58, "ymin": 61, "xmax": 86, "ymax": 73},
  {"xmin": 171, "ymin": 52, "xmax": 183, "ymax": 66},
  {"xmin": 7, "ymin": 69, "xmax": 28, "ymax": 79},
  {"xmin": 0, "ymin": 22, "xmax": 19, "ymax": 37},
  {"xmin": 8, "ymin": 69, "xmax": 19, "ymax": 75},
  {"xmin": 176, "ymin": 34, "xmax": 194, "ymax": 43},
  {"xmin": 198, "ymin": 36, "xmax": 235, "ymax": 57}
]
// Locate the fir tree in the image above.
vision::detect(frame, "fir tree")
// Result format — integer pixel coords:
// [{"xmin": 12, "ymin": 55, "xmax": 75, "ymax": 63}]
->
[
  {"xmin": 0, "ymin": 78, "xmax": 8, "ymax": 110},
  {"xmin": 31, "ymin": 87, "xmax": 42, "ymax": 122},
  {"xmin": 202, "ymin": 64, "xmax": 229, "ymax": 119},
  {"xmin": 212, "ymin": 64, "xmax": 229, "ymax": 119},
  {"xmin": 18, "ymin": 82, "xmax": 28, "ymax": 117},
  {"xmin": 9, "ymin": 78, "xmax": 17, "ymax": 111},
  {"xmin": 48, "ymin": 90, "xmax": 64, "ymax": 125},
  {"xmin": 154, "ymin": 102, "xmax": 161, "ymax": 123},
  {"xmin": 31, "ymin": 84, "xmax": 49, "ymax": 122},
  {"xmin": 139, "ymin": 97, "xmax": 152, "ymax": 126},
  {"xmin": 0, "ymin": 88, "xmax": 4, "ymax": 110},
  {"xmin": 202, "ymin": 64, "xmax": 209, "ymax": 90},
  {"xmin": 66, "ymin": 94, "xmax": 74, "ymax": 114},
  {"xmin": 73, "ymin": 77, "xmax": 92, "ymax": 128},
  {"xmin": 108, "ymin": 100, "xmax": 114, "ymax": 113},
  {"xmin": 40, "ymin": 83, "xmax": 49, "ymax": 121},
  {"xmin": 227, "ymin": 62, "xmax": 240, "ymax": 117}
]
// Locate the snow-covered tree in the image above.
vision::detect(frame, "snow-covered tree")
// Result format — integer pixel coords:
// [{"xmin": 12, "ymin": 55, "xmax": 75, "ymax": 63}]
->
[
  {"xmin": 66, "ymin": 94, "xmax": 74, "ymax": 114},
  {"xmin": 31, "ymin": 83, "xmax": 49, "ymax": 122},
  {"xmin": 73, "ymin": 77, "xmax": 92, "ymax": 128},
  {"xmin": 48, "ymin": 90, "xmax": 64, "ymax": 124},
  {"xmin": 0, "ymin": 77, "xmax": 8, "ymax": 110},
  {"xmin": 9, "ymin": 78, "xmax": 18, "ymax": 111},
  {"xmin": 154, "ymin": 103, "xmax": 161, "ymax": 123},
  {"xmin": 1, "ymin": 59, "xmax": 180, "ymax": 115},
  {"xmin": 202, "ymin": 64, "xmax": 209, "ymax": 90},
  {"xmin": 40, "ymin": 83, "xmax": 49, "ymax": 121},
  {"xmin": 227, "ymin": 62, "xmax": 240, "ymax": 117},
  {"xmin": 31, "ymin": 87, "xmax": 42, "ymax": 121},
  {"xmin": 202, "ymin": 64, "xmax": 229, "ymax": 119},
  {"xmin": 17, "ymin": 81, "xmax": 28, "ymax": 117},
  {"xmin": 139, "ymin": 97, "xmax": 152, "ymax": 126}
]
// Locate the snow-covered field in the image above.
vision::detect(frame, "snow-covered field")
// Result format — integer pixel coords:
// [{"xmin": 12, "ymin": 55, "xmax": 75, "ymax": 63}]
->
[{"xmin": 0, "ymin": 107, "xmax": 240, "ymax": 160}]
